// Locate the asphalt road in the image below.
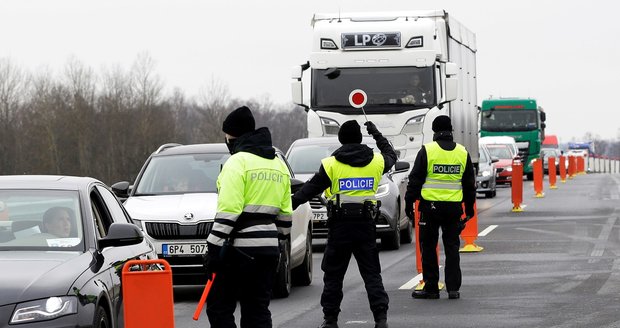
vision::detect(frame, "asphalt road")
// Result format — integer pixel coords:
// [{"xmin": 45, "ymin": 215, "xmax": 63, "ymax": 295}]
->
[{"xmin": 173, "ymin": 173, "xmax": 620, "ymax": 328}]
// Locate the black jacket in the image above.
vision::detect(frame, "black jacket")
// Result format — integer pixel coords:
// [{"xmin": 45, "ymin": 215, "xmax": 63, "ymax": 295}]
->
[
  {"xmin": 404, "ymin": 134, "xmax": 476, "ymax": 217},
  {"xmin": 292, "ymin": 133, "xmax": 397, "ymax": 209}
]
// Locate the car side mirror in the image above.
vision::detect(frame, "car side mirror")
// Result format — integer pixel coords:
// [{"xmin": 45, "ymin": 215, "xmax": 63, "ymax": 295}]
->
[
  {"xmin": 491, "ymin": 157, "xmax": 500, "ymax": 163},
  {"xmin": 394, "ymin": 161, "xmax": 410, "ymax": 173},
  {"xmin": 98, "ymin": 223, "xmax": 144, "ymax": 249},
  {"xmin": 291, "ymin": 178, "xmax": 305, "ymax": 194},
  {"xmin": 111, "ymin": 181, "xmax": 131, "ymax": 199}
]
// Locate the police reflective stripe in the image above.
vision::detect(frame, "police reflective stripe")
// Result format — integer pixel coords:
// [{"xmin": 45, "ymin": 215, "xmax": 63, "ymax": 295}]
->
[
  {"xmin": 234, "ymin": 238, "xmax": 279, "ymax": 248},
  {"xmin": 425, "ymin": 178, "xmax": 462, "ymax": 183},
  {"xmin": 422, "ymin": 183, "xmax": 463, "ymax": 190},
  {"xmin": 207, "ymin": 233, "xmax": 226, "ymax": 246},
  {"xmin": 237, "ymin": 223, "xmax": 277, "ymax": 233},
  {"xmin": 243, "ymin": 204, "xmax": 281, "ymax": 215}
]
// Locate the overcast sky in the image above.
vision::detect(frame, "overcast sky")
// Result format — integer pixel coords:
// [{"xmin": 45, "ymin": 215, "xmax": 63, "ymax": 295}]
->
[{"xmin": 1, "ymin": 0, "xmax": 619, "ymax": 142}]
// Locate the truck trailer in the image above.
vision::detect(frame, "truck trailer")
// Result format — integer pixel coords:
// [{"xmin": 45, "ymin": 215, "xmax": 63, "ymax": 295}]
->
[{"xmin": 291, "ymin": 10, "xmax": 479, "ymax": 168}]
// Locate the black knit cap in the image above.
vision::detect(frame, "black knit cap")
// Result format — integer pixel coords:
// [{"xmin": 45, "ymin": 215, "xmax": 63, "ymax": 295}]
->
[
  {"xmin": 222, "ymin": 106, "xmax": 256, "ymax": 137},
  {"xmin": 432, "ymin": 115, "xmax": 453, "ymax": 132},
  {"xmin": 338, "ymin": 120, "xmax": 363, "ymax": 144}
]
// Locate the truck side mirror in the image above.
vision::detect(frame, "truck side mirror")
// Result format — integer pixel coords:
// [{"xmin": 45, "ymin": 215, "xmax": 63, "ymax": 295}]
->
[
  {"xmin": 291, "ymin": 65, "xmax": 305, "ymax": 108},
  {"xmin": 438, "ymin": 62, "xmax": 458, "ymax": 108}
]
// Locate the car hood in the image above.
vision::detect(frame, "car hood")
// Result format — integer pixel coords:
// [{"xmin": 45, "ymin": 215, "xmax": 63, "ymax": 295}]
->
[
  {"xmin": 0, "ymin": 251, "xmax": 92, "ymax": 306},
  {"xmin": 124, "ymin": 193, "xmax": 218, "ymax": 221},
  {"xmin": 495, "ymin": 159, "xmax": 513, "ymax": 168}
]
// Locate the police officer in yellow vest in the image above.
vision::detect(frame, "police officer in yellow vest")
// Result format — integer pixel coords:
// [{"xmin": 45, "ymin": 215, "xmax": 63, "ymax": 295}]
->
[
  {"xmin": 292, "ymin": 120, "xmax": 396, "ymax": 328},
  {"xmin": 203, "ymin": 106, "xmax": 293, "ymax": 328},
  {"xmin": 404, "ymin": 115, "xmax": 476, "ymax": 300}
]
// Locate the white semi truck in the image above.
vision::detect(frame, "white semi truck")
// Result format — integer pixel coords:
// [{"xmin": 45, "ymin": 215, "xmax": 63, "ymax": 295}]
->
[{"xmin": 291, "ymin": 10, "xmax": 479, "ymax": 167}]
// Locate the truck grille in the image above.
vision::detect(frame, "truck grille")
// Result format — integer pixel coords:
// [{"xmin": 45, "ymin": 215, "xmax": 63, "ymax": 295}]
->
[{"xmin": 145, "ymin": 222, "xmax": 213, "ymax": 240}]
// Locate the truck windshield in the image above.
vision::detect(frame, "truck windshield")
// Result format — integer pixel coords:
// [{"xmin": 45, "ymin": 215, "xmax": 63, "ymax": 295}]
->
[
  {"xmin": 481, "ymin": 110, "xmax": 538, "ymax": 132},
  {"xmin": 311, "ymin": 66, "xmax": 435, "ymax": 112}
]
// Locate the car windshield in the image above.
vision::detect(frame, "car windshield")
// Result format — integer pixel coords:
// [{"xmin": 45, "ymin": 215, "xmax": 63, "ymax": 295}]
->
[
  {"xmin": 481, "ymin": 109, "xmax": 538, "ymax": 132},
  {"xmin": 311, "ymin": 66, "xmax": 435, "ymax": 112},
  {"xmin": 485, "ymin": 145, "xmax": 513, "ymax": 160},
  {"xmin": 135, "ymin": 153, "xmax": 230, "ymax": 195},
  {"xmin": 541, "ymin": 149, "xmax": 560, "ymax": 159},
  {"xmin": 0, "ymin": 190, "xmax": 83, "ymax": 250},
  {"xmin": 479, "ymin": 146, "xmax": 489, "ymax": 163},
  {"xmin": 287, "ymin": 142, "xmax": 378, "ymax": 174}
]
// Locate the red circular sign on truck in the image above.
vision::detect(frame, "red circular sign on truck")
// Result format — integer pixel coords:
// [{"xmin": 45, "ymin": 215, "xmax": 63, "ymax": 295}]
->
[{"xmin": 349, "ymin": 89, "xmax": 367, "ymax": 108}]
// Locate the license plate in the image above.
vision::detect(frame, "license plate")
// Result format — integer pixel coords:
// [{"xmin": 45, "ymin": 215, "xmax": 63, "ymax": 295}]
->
[
  {"xmin": 313, "ymin": 212, "xmax": 328, "ymax": 221},
  {"xmin": 162, "ymin": 243, "xmax": 207, "ymax": 256}
]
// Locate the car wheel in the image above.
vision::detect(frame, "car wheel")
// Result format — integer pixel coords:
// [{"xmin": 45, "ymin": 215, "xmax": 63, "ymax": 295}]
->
[
  {"xmin": 292, "ymin": 226, "xmax": 313, "ymax": 286},
  {"xmin": 484, "ymin": 191, "xmax": 492, "ymax": 198},
  {"xmin": 381, "ymin": 216, "xmax": 400, "ymax": 250},
  {"xmin": 273, "ymin": 239, "xmax": 291, "ymax": 298},
  {"xmin": 94, "ymin": 306, "xmax": 109, "ymax": 328},
  {"xmin": 400, "ymin": 216, "xmax": 413, "ymax": 244}
]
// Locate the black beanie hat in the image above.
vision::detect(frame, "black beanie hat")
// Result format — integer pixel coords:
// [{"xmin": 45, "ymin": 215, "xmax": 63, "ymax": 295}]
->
[
  {"xmin": 338, "ymin": 120, "xmax": 363, "ymax": 144},
  {"xmin": 432, "ymin": 115, "xmax": 453, "ymax": 132},
  {"xmin": 222, "ymin": 106, "xmax": 256, "ymax": 137}
]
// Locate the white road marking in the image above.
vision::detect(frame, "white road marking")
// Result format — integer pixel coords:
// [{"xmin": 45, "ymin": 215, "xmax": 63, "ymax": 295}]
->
[
  {"xmin": 399, "ymin": 266, "xmax": 442, "ymax": 290},
  {"xmin": 478, "ymin": 225, "xmax": 498, "ymax": 237}
]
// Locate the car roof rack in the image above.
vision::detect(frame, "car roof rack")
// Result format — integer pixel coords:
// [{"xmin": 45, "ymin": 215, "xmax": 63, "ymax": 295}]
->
[{"xmin": 155, "ymin": 143, "xmax": 182, "ymax": 154}]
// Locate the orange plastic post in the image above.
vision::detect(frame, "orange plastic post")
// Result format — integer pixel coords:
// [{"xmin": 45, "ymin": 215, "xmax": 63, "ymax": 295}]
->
[
  {"xmin": 548, "ymin": 157, "xmax": 557, "ymax": 189},
  {"xmin": 122, "ymin": 259, "xmax": 175, "ymax": 328},
  {"xmin": 533, "ymin": 158, "xmax": 544, "ymax": 198},
  {"xmin": 568, "ymin": 156, "xmax": 575, "ymax": 179},
  {"xmin": 460, "ymin": 202, "xmax": 482, "ymax": 252},
  {"xmin": 577, "ymin": 156, "xmax": 585, "ymax": 174},
  {"xmin": 559, "ymin": 155, "xmax": 567, "ymax": 183},
  {"xmin": 193, "ymin": 273, "xmax": 216, "ymax": 321},
  {"xmin": 511, "ymin": 159, "xmax": 524, "ymax": 212}
]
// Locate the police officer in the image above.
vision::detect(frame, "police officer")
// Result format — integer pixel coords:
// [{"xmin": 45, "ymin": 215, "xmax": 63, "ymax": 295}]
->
[
  {"xmin": 404, "ymin": 115, "xmax": 476, "ymax": 300},
  {"xmin": 292, "ymin": 120, "xmax": 396, "ymax": 328},
  {"xmin": 203, "ymin": 106, "xmax": 293, "ymax": 328}
]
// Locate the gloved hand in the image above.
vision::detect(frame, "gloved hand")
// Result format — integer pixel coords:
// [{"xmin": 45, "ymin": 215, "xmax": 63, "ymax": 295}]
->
[
  {"xmin": 202, "ymin": 252, "xmax": 222, "ymax": 280},
  {"xmin": 458, "ymin": 216, "xmax": 471, "ymax": 232},
  {"xmin": 364, "ymin": 121, "xmax": 381, "ymax": 137},
  {"xmin": 405, "ymin": 201, "xmax": 414, "ymax": 220},
  {"xmin": 292, "ymin": 195, "xmax": 302, "ymax": 211}
]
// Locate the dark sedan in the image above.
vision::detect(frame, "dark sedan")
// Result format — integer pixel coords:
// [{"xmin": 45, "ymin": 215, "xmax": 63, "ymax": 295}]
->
[{"xmin": 0, "ymin": 176, "xmax": 157, "ymax": 327}]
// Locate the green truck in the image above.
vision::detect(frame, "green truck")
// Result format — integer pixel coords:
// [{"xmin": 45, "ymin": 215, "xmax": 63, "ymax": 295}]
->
[{"xmin": 479, "ymin": 98, "xmax": 546, "ymax": 180}]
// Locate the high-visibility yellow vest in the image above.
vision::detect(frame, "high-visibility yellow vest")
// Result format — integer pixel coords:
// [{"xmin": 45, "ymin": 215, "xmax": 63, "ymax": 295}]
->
[
  {"xmin": 421, "ymin": 142, "xmax": 467, "ymax": 202},
  {"xmin": 321, "ymin": 153, "xmax": 384, "ymax": 204}
]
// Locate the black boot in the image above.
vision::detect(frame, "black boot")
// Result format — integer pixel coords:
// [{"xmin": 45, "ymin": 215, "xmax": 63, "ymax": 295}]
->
[
  {"xmin": 374, "ymin": 318, "xmax": 388, "ymax": 328},
  {"xmin": 318, "ymin": 315, "xmax": 338, "ymax": 328},
  {"xmin": 374, "ymin": 310, "xmax": 388, "ymax": 328}
]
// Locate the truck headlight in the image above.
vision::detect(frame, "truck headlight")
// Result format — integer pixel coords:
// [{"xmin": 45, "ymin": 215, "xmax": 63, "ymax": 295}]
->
[
  {"xmin": 11, "ymin": 296, "xmax": 78, "ymax": 324},
  {"xmin": 400, "ymin": 115, "xmax": 425, "ymax": 134},
  {"xmin": 376, "ymin": 184, "xmax": 390, "ymax": 198},
  {"xmin": 320, "ymin": 117, "xmax": 340, "ymax": 135}
]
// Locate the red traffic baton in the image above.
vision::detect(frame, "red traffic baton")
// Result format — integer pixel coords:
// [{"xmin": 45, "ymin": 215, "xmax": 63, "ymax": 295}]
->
[{"xmin": 193, "ymin": 273, "xmax": 216, "ymax": 321}]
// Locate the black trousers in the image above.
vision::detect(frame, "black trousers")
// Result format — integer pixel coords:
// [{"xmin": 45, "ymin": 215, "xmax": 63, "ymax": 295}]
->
[
  {"xmin": 321, "ymin": 219, "xmax": 389, "ymax": 319},
  {"xmin": 419, "ymin": 209, "xmax": 462, "ymax": 293},
  {"xmin": 206, "ymin": 251, "xmax": 278, "ymax": 328}
]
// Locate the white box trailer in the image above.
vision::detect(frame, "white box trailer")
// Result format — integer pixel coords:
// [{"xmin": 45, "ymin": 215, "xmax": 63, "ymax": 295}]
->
[{"xmin": 292, "ymin": 10, "xmax": 479, "ymax": 167}]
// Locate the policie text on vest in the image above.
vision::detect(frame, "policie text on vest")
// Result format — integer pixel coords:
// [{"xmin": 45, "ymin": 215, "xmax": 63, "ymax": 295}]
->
[{"xmin": 432, "ymin": 164, "xmax": 461, "ymax": 174}]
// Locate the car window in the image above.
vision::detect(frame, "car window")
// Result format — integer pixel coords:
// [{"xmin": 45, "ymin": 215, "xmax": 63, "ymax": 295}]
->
[
  {"xmin": 276, "ymin": 152, "xmax": 295, "ymax": 178},
  {"xmin": 0, "ymin": 190, "xmax": 84, "ymax": 250},
  {"xmin": 479, "ymin": 146, "xmax": 489, "ymax": 163},
  {"xmin": 96, "ymin": 186, "xmax": 130, "ymax": 224},
  {"xmin": 91, "ymin": 189, "xmax": 114, "ymax": 238},
  {"xmin": 485, "ymin": 145, "xmax": 513, "ymax": 160},
  {"xmin": 134, "ymin": 153, "xmax": 230, "ymax": 195}
]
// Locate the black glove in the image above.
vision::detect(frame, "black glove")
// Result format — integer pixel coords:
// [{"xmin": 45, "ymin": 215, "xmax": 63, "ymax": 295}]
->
[
  {"xmin": 292, "ymin": 195, "xmax": 302, "ymax": 211},
  {"xmin": 364, "ymin": 121, "xmax": 381, "ymax": 137},
  {"xmin": 405, "ymin": 201, "xmax": 414, "ymax": 220},
  {"xmin": 202, "ymin": 252, "xmax": 222, "ymax": 280},
  {"xmin": 458, "ymin": 216, "xmax": 471, "ymax": 232}
]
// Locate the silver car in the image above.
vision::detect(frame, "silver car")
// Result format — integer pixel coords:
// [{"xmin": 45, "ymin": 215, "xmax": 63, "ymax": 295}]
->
[
  {"xmin": 286, "ymin": 137, "xmax": 411, "ymax": 250},
  {"xmin": 112, "ymin": 143, "xmax": 313, "ymax": 298},
  {"xmin": 477, "ymin": 144, "xmax": 498, "ymax": 198}
]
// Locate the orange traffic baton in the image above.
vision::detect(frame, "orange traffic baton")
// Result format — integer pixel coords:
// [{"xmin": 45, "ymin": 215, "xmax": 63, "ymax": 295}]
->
[
  {"xmin": 122, "ymin": 259, "xmax": 174, "ymax": 328},
  {"xmin": 533, "ymin": 158, "xmax": 544, "ymax": 198},
  {"xmin": 460, "ymin": 202, "xmax": 482, "ymax": 252},
  {"xmin": 511, "ymin": 159, "xmax": 524, "ymax": 212},
  {"xmin": 193, "ymin": 273, "xmax": 217, "ymax": 320},
  {"xmin": 559, "ymin": 155, "xmax": 567, "ymax": 183},
  {"xmin": 548, "ymin": 157, "xmax": 558, "ymax": 189}
]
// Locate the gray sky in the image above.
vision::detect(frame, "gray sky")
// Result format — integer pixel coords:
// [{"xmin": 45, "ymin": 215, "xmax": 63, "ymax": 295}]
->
[{"xmin": 1, "ymin": 0, "xmax": 619, "ymax": 142}]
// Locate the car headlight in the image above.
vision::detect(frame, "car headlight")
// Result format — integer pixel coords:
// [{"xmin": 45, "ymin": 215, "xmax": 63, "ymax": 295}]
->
[
  {"xmin": 131, "ymin": 218, "xmax": 143, "ymax": 229},
  {"xmin": 375, "ymin": 184, "xmax": 390, "ymax": 198},
  {"xmin": 11, "ymin": 296, "xmax": 78, "ymax": 324},
  {"xmin": 506, "ymin": 166, "xmax": 513, "ymax": 172},
  {"xmin": 481, "ymin": 170, "xmax": 491, "ymax": 177}
]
